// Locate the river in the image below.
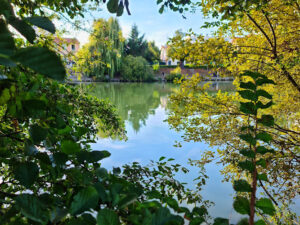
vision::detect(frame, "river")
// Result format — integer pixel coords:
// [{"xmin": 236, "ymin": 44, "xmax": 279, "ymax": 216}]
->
[{"xmin": 84, "ymin": 81, "xmax": 295, "ymax": 223}]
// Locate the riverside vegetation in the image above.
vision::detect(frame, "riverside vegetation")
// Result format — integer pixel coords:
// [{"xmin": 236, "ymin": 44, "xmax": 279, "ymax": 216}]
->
[{"xmin": 0, "ymin": 0, "xmax": 299, "ymax": 225}]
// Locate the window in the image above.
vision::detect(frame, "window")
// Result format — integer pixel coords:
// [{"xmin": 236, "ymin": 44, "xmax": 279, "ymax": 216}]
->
[{"xmin": 71, "ymin": 44, "xmax": 75, "ymax": 51}]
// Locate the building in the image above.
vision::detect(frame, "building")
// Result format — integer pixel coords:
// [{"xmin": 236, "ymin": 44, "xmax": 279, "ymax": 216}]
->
[
  {"xmin": 160, "ymin": 45, "xmax": 181, "ymax": 66},
  {"xmin": 53, "ymin": 37, "xmax": 80, "ymax": 71}
]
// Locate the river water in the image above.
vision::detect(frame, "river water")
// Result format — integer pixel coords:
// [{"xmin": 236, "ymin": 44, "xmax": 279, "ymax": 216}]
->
[{"xmin": 85, "ymin": 81, "xmax": 297, "ymax": 223}]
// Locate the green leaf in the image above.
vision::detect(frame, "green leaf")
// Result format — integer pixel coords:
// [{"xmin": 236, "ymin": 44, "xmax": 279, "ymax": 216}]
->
[
  {"xmin": 239, "ymin": 90, "xmax": 257, "ymax": 101},
  {"xmin": 96, "ymin": 167, "xmax": 108, "ymax": 179},
  {"xmin": 258, "ymin": 115, "xmax": 274, "ymax": 127},
  {"xmin": 12, "ymin": 47, "xmax": 66, "ymax": 80},
  {"xmin": 0, "ymin": 19, "xmax": 15, "ymax": 56},
  {"xmin": 15, "ymin": 194, "xmax": 49, "ymax": 223},
  {"xmin": 159, "ymin": 156, "xmax": 166, "ymax": 161},
  {"xmin": 256, "ymin": 90, "xmax": 272, "ymax": 100},
  {"xmin": 118, "ymin": 193, "xmax": 138, "ymax": 209},
  {"xmin": 26, "ymin": 16, "xmax": 56, "ymax": 34},
  {"xmin": 240, "ymin": 149, "xmax": 255, "ymax": 158},
  {"xmin": 113, "ymin": 167, "xmax": 121, "ymax": 175},
  {"xmin": 14, "ymin": 162, "xmax": 39, "ymax": 188},
  {"xmin": 53, "ymin": 152, "xmax": 68, "ymax": 166},
  {"xmin": 256, "ymin": 132, "xmax": 272, "ymax": 143},
  {"xmin": 116, "ymin": 1, "xmax": 124, "ymax": 16},
  {"xmin": 238, "ymin": 160, "xmax": 254, "ymax": 172},
  {"xmin": 213, "ymin": 218, "xmax": 229, "ymax": 225},
  {"xmin": 77, "ymin": 150, "xmax": 111, "ymax": 163},
  {"xmin": 159, "ymin": 5, "xmax": 164, "ymax": 14},
  {"xmin": 29, "ymin": 124, "xmax": 48, "ymax": 144},
  {"xmin": 240, "ymin": 102, "xmax": 256, "ymax": 115},
  {"xmin": 97, "ymin": 208, "xmax": 120, "ymax": 225},
  {"xmin": 237, "ymin": 218, "xmax": 249, "ymax": 225},
  {"xmin": 240, "ymin": 81, "xmax": 256, "ymax": 91},
  {"xmin": 255, "ymin": 219, "xmax": 267, "ymax": 225},
  {"xmin": 150, "ymin": 207, "xmax": 183, "ymax": 225},
  {"xmin": 165, "ymin": 197, "xmax": 179, "ymax": 210},
  {"xmin": 257, "ymin": 173, "xmax": 268, "ymax": 182},
  {"xmin": 192, "ymin": 206, "xmax": 208, "ymax": 216},
  {"xmin": 8, "ymin": 17, "xmax": 36, "ymax": 43},
  {"xmin": 256, "ymin": 159, "xmax": 267, "ymax": 168},
  {"xmin": 256, "ymin": 101, "xmax": 272, "ymax": 109},
  {"xmin": 241, "ymin": 71, "xmax": 262, "ymax": 80},
  {"xmin": 61, "ymin": 140, "xmax": 81, "ymax": 155},
  {"xmin": 190, "ymin": 217, "xmax": 205, "ymax": 225},
  {"xmin": 233, "ymin": 180, "xmax": 252, "ymax": 192},
  {"xmin": 233, "ymin": 196, "xmax": 250, "ymax": 215},
  {"xmin": 256, "ymin": 146, "xmax": 274, "ymax": 155},
  {"xmin": 70, "ymin": 186, "xmax": 99, "ymax": 215},
  {"xmin": 107, "ymin": 0, "xmax": 119, "ymax": 13},
  {"xmin": 255, "ymin": 198, "xmax": 275, "ymax": 216},
  {"xmin": 239, "ymin": 134, "xmax": 256, "ymax": 145},
  {"xmin": 256, "ymin": 78, "xmax": 275, "ymax": 86}
]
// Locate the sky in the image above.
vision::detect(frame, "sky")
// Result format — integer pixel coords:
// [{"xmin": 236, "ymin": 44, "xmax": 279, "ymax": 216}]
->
[{"xmin": 58, "ymin": 0, "xmax": 215, "ymax": 48}]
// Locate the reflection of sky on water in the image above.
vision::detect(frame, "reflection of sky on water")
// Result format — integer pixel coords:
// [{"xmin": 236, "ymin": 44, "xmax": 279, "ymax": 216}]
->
[
  {"xmin": 89, "ymin": 82, "xmax": 299, "ymax": 222},
  {"xmin": 92, "ymin": 105, "xmax": 242, "ymax": 222}
]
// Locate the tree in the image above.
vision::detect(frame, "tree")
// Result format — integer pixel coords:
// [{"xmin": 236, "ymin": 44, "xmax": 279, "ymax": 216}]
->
[
  {"xmin": 144, "ymin": 41, "xmax": 161, "ymax": 64},
  {"xmin": 120, "ymin": 55, "xmax": 154, "ymax": 82},
  {"xmin": 0, "ymin": 0, "xmax": 213, "ymax": 224},
  {"xmin": 165, "ymin": 0, "xmax": 300, "ymax": 223},
  {"xmin": 75, "ymin": 17, "xmax": 125, "ymax": 79},
  {"xmin": 167, "ymin": 30, "xmax": 193, "ymax": 68},
  {"xmin": 125, "ymin": 24, "xmax": 147, "ymax": 57}
]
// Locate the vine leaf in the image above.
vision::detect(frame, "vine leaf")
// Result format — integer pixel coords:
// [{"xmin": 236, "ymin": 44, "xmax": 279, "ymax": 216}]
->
[
  {"xmin": 26, "ymin": 16, "xmax": 56, "ymax": 34},
  {"xmin": 97, "ymin": 208, "xmax": 120, "ymax": 225},
  {"xmin": 12, "ymin": 47, "xmax": 66, "ymax": 80},
  {"xmin": 233, "ymin": 196, "xmax": 250, "ymax": 215},
  {"xmin": 14, "ymin": 162, "xmax": 39, "ymax": 188},
  {"xmin": 255, "ymin": 198, "xmax": 275, "ymax": 216},
  {"xmin": 233, "ymin": 180, "xmax": 252, "ymax": 192},
  {"xmin": 70, "ymin": 186, "xmax": 99, "ymax": 215},
  {"xmin": 15, "ymin": 194, "xmax": 49, "ymax": 223}
]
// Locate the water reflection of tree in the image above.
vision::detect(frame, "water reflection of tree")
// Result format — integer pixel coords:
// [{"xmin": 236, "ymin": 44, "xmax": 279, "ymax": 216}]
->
[{"xmin": 88, "ymin": 83, "xmax": 174, "ymax": 132}]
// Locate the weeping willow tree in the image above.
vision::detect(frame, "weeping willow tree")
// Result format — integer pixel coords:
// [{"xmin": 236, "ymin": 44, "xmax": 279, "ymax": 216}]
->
[{"xmin": 75, "ymin": 17, "xmax": 124, "ymax": 79}]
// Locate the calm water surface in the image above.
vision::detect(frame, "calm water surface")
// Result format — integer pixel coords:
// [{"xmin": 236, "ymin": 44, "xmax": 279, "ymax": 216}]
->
[{"xmin": 87, "ymin": 82, "xmax": 242, "ymax": 222}]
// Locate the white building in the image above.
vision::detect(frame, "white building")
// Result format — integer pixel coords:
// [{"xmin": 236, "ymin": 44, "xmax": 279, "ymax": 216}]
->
[{"xmin": 160, "ymin": 45, "xmax": 181, "ymax": 66}]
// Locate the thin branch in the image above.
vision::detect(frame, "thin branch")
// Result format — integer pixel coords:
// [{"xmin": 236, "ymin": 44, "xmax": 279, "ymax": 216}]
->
[
  {"xmin": 262, "ymin": 10, "xmax": 277, "ymax": 58},
  {"xmin": 258, "ymin": 179, "xmax": 279, "ymax": 206},
  {"xmin": 246, "ymin": 13, "xmax": 274, "ymax": 49}
]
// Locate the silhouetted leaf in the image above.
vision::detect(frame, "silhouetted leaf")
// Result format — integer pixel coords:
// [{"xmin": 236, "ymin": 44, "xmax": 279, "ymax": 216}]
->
[
  {"xmin": 9, "ymin": 17, "xmax": 36, "ymax": 43},
  {"xmin": 240, "ymin": 102, "xmax": 256, "ymax": 115},
  {"xmin": 258, "ymin": 115, "xmax": 274, "ymax": 127},
  {"xmin": 97, "ymin": 208, "xmax": 120, "ymax": 225},
  {"xmin": 29, "ymin": 124, "xmax": 48, "ymax": 144},
  {"xmin": 256, "ymin": 90, "xmax": 272, "ymax": 100},
  {"xmin": 240, "ymin": 81, "xmax": 256, "ymax": 91},
  {"xmin": 12, "ymin": 47, "xmax": 66, "ymax": 80},
  {"xmin": 238, "ymin": 160, "xmax": 254, "ymax": 172},
  {"xmin": 257, "ymin": 173, "xmax": 268, "ymax": 182},
  {"xmin": 213, "ymin": 218, "xmax": 229, "ymax": 225},
  {"xmin": 26, "ymin": 16, "xmax": 55, "ymax": 33},
  {"xmin": 14, "ymin": 162, "xmax": 39, "ymax": 188},
  {"xmin": 233, "ymin": 196, "xmax": 250, "ymax": 215},
  {"xmin": 256, "ymin": 198, "xmax": 275, "ymax": 216},
  {"xmin": 256, "ymin": 132, "xmax": 272, "ymax": 143},
  {"xmin": 107, "ymin": 0, "xmax": 119, "ymax": 13},
  {"xmin": 239, "ymin": 90, "xmax": 257, "ymax": 101},
  {"xmin": 233, "ymin": 180, "xmax": 252, "ymax": 192},
  {"xmin": 70, "ymin": 186, "xmax": 99, "ymax": 215},
  {"xmin": 61, "ymin": 140, "xmax": 81, "ymax": 154},
  {"xmin": 15, "ymin": 194, "xmax": 49, "ymax": 223}
]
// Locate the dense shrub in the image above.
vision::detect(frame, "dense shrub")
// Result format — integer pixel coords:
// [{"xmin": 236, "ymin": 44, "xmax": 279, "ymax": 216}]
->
[
  {"xmin": 121, "ymin": 55, "xmax": 155, "ymax": 82},
  {"xmin": 165, "ymin": 67, "xmax": 182, "ymax": 82}
]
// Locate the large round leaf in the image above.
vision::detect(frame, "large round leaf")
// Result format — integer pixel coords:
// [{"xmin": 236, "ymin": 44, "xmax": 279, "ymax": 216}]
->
[
  {"xmin": 97, "ymin": 208, "xmax": 120, "ymax": 225},
  {"xmin": 14, "ymin": 162, "xmax": 39, "ymax": 188},
  {"xmin": 12, "ymin": 47, "xmax": 66, "ymax": 80}
]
